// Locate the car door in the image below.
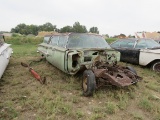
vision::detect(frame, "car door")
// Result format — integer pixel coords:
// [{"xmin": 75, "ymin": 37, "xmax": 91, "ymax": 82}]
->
[
  {"xmin": 46, "ymin": 36, "xmax": 59, "ymax": 64},
  {"xmin": 51, "ymin": 35, "xmax": 68, "ymax": 72},
  {"xmin": 113, "ymin": 39, "xmax": 140, "ymax": 64},
  {"xmin": 119, "ymin": 48, "xmax": 140, "ymax": 64}
]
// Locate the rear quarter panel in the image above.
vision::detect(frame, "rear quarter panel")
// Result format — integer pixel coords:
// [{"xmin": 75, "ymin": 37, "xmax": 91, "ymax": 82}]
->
[{"xmin": 139, "ymin": 49, "xmax": 160, "ymax": 66}]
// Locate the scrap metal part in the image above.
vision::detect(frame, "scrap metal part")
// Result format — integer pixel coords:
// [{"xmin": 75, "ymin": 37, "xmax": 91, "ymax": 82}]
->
[
  {"xmin": 21, "ymin": 62, "xmax": 46, "ymax": 84},
  {"xmin": 93, "ymin": 63, "xmax": 142, "ymax": 88}
]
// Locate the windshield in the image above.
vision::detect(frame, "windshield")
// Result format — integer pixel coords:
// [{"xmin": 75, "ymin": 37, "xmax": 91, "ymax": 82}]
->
[
  {"xmin": 67, "ymin": 33, "xmax": 111, "ymax": 49},
  {"xmin": 135, "ymin": 39, "xmax": 160, "ymax": 49}
]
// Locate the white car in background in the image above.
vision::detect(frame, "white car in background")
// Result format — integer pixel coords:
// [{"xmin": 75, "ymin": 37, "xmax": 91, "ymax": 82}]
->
[
  {"xmin": 110, "ymin": 38, "xmax": 160, "ymax": 72},
  {"xmin": 0, "ymin": 35, "xmax": 13, "ymax": 79}
]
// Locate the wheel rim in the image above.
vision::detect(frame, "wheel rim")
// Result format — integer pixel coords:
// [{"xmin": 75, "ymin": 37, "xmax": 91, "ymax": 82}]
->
[
  {"xmin": 83, "ymin": 76, "xmax": 87, "ymax": 92},
  {"xmin": 154, "ymin": 63, "xmax": 160, "ymax": 72}
]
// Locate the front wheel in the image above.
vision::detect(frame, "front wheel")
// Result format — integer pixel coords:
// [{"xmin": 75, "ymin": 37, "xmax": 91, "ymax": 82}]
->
[
  {"xmin": 151, "ymin": 62, "xmax": 160, "ymax": 72},
  {"xmin": 82, "ymin": 70, "xmax": 96, "ymax": 97}
]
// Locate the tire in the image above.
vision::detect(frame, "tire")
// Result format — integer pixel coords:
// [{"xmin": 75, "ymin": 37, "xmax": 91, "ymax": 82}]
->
[
  {"xmin": 126, "ymin": 66, "xmax": 137, "ymax": 75},
  {"xmin": 82, "ymin": 70, "xmax": 96, "ymax": 97},
  {"xmin": 151, "ymin": 61, "xmax": 160, "ymax": 72}
]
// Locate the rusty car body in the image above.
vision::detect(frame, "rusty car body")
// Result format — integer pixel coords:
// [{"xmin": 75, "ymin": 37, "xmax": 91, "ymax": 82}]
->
[
  {"xmin": 38, "ymin": 33, "xmax": 141, "ymax": 96},
  {"xmin": 110, "ymin": 38, "xmax": 160, "ymax": 72}
]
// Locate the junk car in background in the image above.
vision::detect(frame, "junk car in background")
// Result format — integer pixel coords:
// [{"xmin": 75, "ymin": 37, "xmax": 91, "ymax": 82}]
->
[
  {"xmin": 155, "ymin": 40, "xmax": 160, "ymax": 44},
  {"xmin": 110, "ymin": 38, "xmax": 160, "ymax": 72},
  {"xmin": 38, "ymin": 33, "xmax": 141, "ymax": 96},
  {"xmin": 0, "ymin": 35, "xmax": 13, "ymax": 79}
]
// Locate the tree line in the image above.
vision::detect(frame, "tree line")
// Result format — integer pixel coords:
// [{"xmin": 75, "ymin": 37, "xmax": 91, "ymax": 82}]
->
[{"xmin": 11, "ymin": 22, "xmax": 99, "ymax": 35}]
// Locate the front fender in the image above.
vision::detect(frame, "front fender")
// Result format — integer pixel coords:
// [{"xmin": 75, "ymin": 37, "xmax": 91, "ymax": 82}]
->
[{"xmin": 66, "ymin": 50, "xmax": 81, "ymax": 75}]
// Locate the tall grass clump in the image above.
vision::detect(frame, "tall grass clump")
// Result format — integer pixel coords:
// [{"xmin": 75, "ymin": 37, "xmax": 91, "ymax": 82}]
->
[{"xmin": 5, "ymin": 36, "xmax": 43, "ymax": 45}]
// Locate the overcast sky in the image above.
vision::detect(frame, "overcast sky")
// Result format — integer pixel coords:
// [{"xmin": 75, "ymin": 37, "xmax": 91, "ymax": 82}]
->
[{"xmin": 0, "ymin": 0, "xmax": 160, "ymax": 36}]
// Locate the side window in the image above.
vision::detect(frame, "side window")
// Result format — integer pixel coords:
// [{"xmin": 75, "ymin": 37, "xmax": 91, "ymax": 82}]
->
[
  {"xmin": 135, "ymin": 40, "xmax": 146, "ymax": 49},
  {"xmin": 111, "ymin": 41, "xmax": 120, "ymax": 48},
  {"xmin": 58, "ymin": 36, "xmax": 68, "ymax": 47},
  {"xmin": 49, "ymin": 36, "xmax": 59, "ymax": 46},
  {"xmin": 119, "ymin": 41, "xmax": 127, "ymax": 47},
  {"xmin": 119, "ymin": 41, "xmax": 135, "ymax": 48},
  {"xmin": 126, "ymin": 41, "xmax": 135, "ymax": 48}
]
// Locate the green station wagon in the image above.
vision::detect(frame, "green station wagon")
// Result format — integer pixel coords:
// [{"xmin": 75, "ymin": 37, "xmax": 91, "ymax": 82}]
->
[{"xmin": 38, "ymin": 33, "xmax": 141, "ymax": 96}]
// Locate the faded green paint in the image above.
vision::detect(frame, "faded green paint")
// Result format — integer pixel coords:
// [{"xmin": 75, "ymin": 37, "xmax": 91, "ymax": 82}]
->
[{"xmin": 37, "ymin": 33, "xmax": 120, "ymax": 75}]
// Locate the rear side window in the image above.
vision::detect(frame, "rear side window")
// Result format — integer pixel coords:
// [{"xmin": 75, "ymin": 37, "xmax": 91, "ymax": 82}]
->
[
  {"xmin": 49, "ymin": 36, "xmax": 59, "ymax": 46},
  {"xmin": 43, "ymin": 36, "xmax": 50, "ymax": 43},
  {"xmin": 135, "ymin": 40, "xmax": 146, "ymax": 49},
  {"xmin": 111, "ymin": 41, "xmax": 120, "ymax": 48},
  {"xmin": 135, "ymin": 39, "xmax": 160, "ymax": 49},
  {"xmin": 111, "ymin": 40, "xmax": 135, "ymax": 48},
  {"xmin": 120, "ymin": 41, "xmax": 135, "ymax": 48}
]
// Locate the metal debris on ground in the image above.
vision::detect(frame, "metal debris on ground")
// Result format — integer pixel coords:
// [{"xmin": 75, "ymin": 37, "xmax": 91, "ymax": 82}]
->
[{"xmin": 21, "ymin": 62, "xmax": 46, "ymax": 84}]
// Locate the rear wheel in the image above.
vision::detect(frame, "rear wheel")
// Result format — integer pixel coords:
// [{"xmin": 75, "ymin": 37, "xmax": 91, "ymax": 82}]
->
[
  {"xmin": 151, "ymin": 61, "xmax": 160, "ymax": 72},
  {"xmin": 82, "ymin": 70, "xmax": 96, "ymax": 97}
]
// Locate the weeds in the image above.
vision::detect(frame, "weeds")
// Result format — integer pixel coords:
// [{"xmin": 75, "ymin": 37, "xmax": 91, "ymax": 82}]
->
[
  {"xmin": 146, "ymin": 82, "xmax": 160, "ymax": 93},
  {"xmin": 131, "ymin": 112, "xmax": 144, "ymax": 120},
  {"xmin": 105, "ymin": 102, "xmax": 117, "ymax": 114},
  {"xmin": 154, "ymin": 114, "xmax": 160, "ymax": 120},
  {"xmin": 138, "ymin": 97, "xmax": 153, "ymax": 112},
  {"xmin": 6, "ymin": 36, "xmax": 43, "ymax": 45},
  {"xmin": 75, "ymin": 110, "xmax": 84, "ymax": 119},
  {"xmin": 0, "ymin": 106, "xmax": 18, "ymax": 119}
]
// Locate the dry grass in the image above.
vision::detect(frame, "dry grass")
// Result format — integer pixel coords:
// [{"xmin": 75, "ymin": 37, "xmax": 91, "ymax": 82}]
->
[{"xmin": 0, "ymin": 39, "xmax": 160, "ymax": 120}]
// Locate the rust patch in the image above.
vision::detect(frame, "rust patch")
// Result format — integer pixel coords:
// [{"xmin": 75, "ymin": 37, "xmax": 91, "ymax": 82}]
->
[{"xmin": 93, "ymin": 63, "xmax": 142, "ymax": 88}]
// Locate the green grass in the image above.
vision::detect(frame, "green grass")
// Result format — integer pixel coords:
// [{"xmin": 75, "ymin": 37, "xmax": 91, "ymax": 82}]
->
[
  {"xmin": 105, "ymin": 102, "xmax": 117, "ymax": 114},
  {"xmin": 138, "ymin": 97, "xmax": 153, "ymax": 112},
  {"xmin": 131, "ymin": 112, "xmax": 144, "ymax": 120},
  {"xmin": 12, "ymin": 44, "xmax": 38, "ymax": 57},
  {"xmin": 5, "ymin": 36, "xmax": 42, "ymax": 57},
  {"xmin": 5, "ymin": 36, "xmax": 43, "ymax": 45},
  {"xmin": 106, "ymin": 38, "xmax": 117, "ymax": 44},
  {"xmin": 0, "ymin": 37, "xmax": 160, "ymax": 120}
]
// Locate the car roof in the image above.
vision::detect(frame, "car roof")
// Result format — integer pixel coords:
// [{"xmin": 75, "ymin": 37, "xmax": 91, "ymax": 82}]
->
[
  {"xmin": 116, "ymin": 38, "xmax": 154, "ymax": 42},
  {"xmin": 110, "ymin": 38, "xmax": 156, "ymax": 47},
  {"xmin": 44, "ymin": 33, "xmax": 102, "ymax": 37}
]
